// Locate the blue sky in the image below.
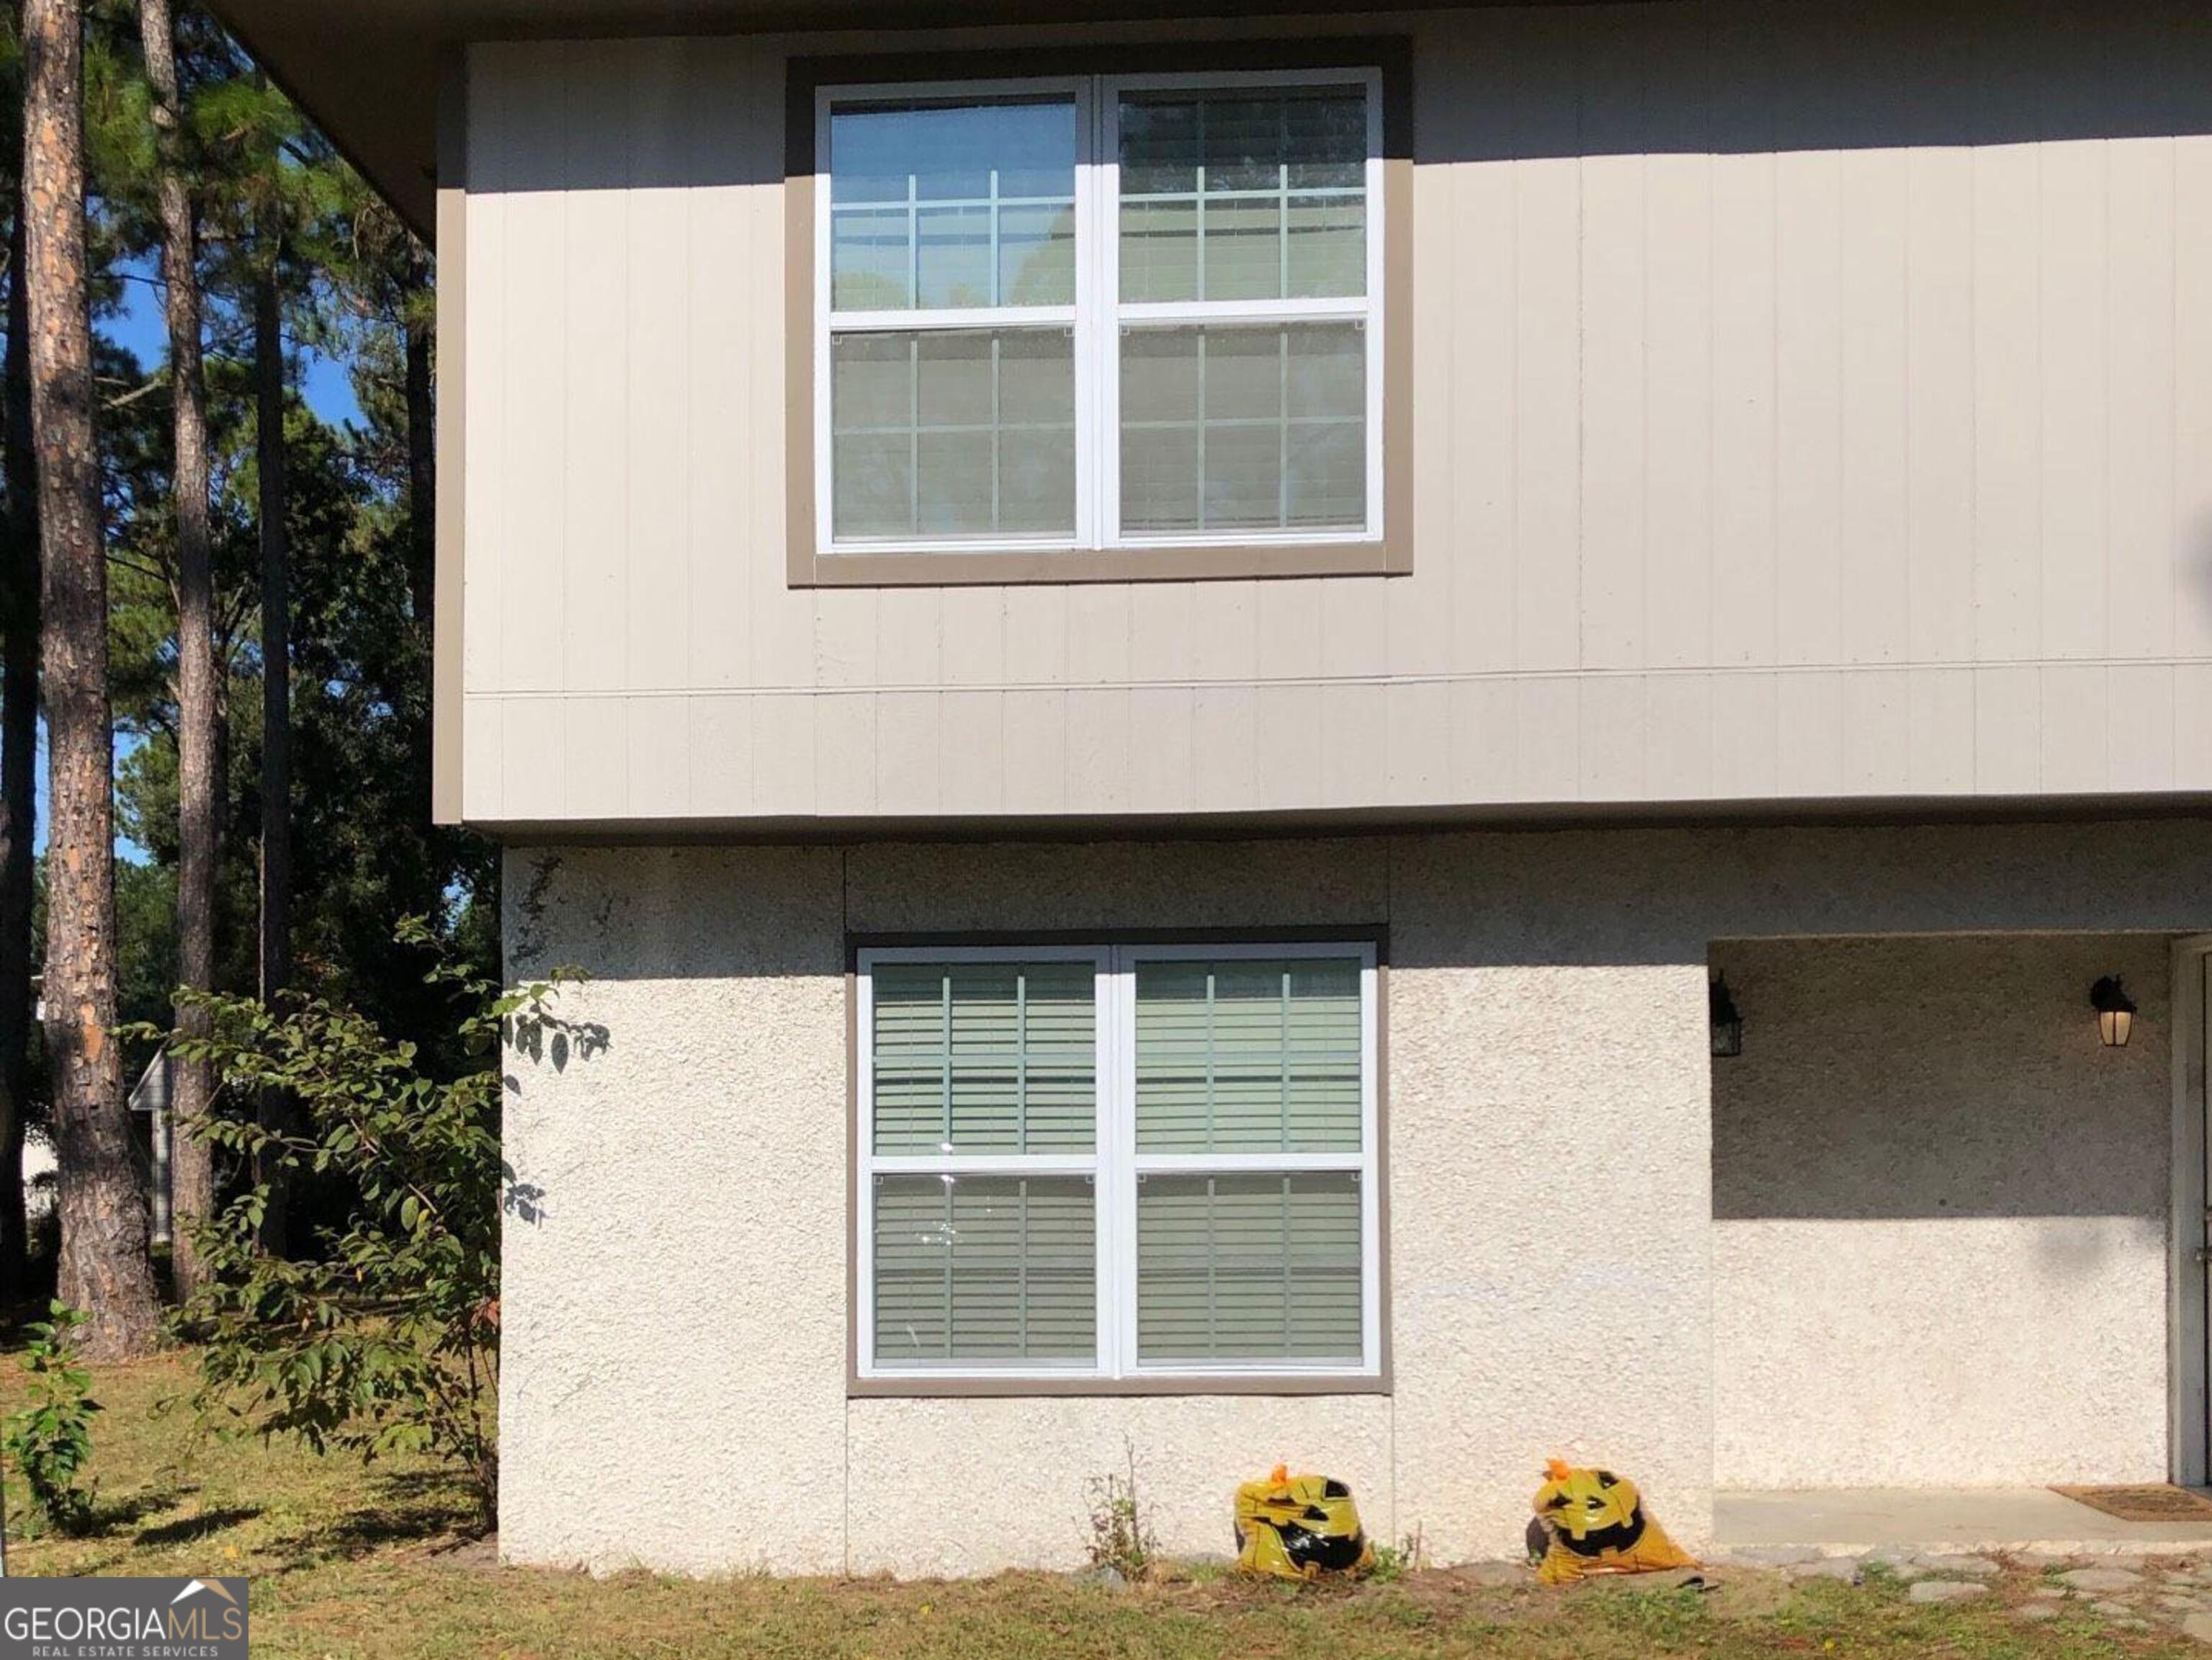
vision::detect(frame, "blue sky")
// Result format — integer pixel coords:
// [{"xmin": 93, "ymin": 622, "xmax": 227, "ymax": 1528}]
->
[
  {"xmin": 107, "ymin": 254, "xmax": 362, "ymax": 426},
  {"xmin": 26, "ymin": 262, "xmax": 363, "ymax": 860}
]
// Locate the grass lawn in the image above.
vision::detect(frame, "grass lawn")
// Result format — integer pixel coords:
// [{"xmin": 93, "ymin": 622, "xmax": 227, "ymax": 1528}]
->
[{"xmin": 4, "ymin": 1351, "xmax": 2210, "ymax": 1659}]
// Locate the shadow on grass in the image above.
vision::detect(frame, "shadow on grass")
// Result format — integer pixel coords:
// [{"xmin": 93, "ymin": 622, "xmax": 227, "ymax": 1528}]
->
[
  {"xmin": 85, "ymin": 1484, "xmax": 192, "ymax": 1535},
  {"xmin": 133, "ymin": 1506, "xmax": 263, "ymax": 1548},
  {"xmin": 259, "ymin": 1468, "xmax": 480, "ymax": 1571}
]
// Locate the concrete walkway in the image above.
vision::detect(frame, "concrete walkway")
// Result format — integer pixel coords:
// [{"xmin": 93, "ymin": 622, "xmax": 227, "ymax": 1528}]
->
[{"xmin": 1717, "ymin": 1489, "xmax": 2212, "ymax": 1558}]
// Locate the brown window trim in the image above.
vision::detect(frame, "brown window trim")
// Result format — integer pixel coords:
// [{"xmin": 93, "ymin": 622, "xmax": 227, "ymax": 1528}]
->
[
  {"xmin": 843, "ymin": 925, "xmax": 1392, "ymax": 1399},
  {"xmin": 785, "ymin": 38, "xmax": 1414, "ymax": 589}
]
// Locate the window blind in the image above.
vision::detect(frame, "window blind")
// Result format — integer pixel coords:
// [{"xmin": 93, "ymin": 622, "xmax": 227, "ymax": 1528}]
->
[
  {"xmin": 872, "ymin": 960, "xmax": 1096, "ymax": 1153},
  {"xmin": 1135, "ymin": 1172, "xmax": 1362, "ymax": 1362},
  {"xmin": 1134, "ymin": 957, "xmax": 1362, "ymax": 1151},
  {"xmin": 874, "ymin": 1175, "xmax": 1097, "ymax": 1363}
]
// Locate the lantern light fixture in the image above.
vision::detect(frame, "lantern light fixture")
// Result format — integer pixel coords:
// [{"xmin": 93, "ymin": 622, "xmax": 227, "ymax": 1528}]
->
[
  {"xmin": 2090, "ymin": 976, "xmax": 2136, "ymax": 1048},
  {"xmin": 1709, "ymin": 974, "xmax": 1744, "ymax": 1059}
]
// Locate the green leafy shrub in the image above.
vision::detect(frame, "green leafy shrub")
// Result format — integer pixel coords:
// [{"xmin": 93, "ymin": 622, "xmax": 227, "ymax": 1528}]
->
[
  {"xmin": 145, "ymin": 919, "xmax": 594, "ymax": 1530},
  {"xmin": 6, "ymin": 1302, "xmax": 103, "ymax": 1535}
]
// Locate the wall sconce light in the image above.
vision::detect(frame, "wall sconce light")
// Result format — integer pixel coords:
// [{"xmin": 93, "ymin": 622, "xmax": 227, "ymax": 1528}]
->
[
  {"xmin": 2090, "ymin": 976, "xmax": 2136, "ymax": 1048},
  {"xmin": 1709, "ymin": 974, "xmax": 1744, "ymax": 1058}
]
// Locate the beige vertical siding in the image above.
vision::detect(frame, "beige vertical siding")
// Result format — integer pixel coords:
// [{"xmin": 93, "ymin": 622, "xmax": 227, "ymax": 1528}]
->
[{"xmin": 459, "ymin": 0, "xmax": 2212, "ymax": 826}]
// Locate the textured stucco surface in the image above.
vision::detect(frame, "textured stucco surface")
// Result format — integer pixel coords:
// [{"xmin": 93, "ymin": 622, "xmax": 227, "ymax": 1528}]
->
[
  {"xmin": 499, "ymin": 845, "xmax": 850, "ymax": 1574},
  {"xmin": 500, "ymin": 817, "xmax": 2212, "ymax": 1576},
  {"xmin": 1712, "ymin": 934, "xmax": 2172, "ymax": 1489},
  {"xmin": 846, "ymin": 1396, "xmax": 1394, "ymax": 1576}
]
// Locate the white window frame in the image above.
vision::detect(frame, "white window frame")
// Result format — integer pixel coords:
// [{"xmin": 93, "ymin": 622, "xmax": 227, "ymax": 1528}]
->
[
  {"xmin": 855, "ymin": 940, "xmax": 1382, "ymax": 1385},
  {"xmin": 815, "ymin": 67, "xmax": 1387, "ymax": 558}
]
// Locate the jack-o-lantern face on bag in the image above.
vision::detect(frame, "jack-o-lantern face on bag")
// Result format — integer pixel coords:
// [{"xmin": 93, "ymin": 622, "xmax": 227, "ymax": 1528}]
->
[
  {"xmin": 1531, "ymin": 1459, "xmax": 1696, "ymax": 1585},
  {"xmin": 1535, "ymin": 1465, "xmax": 1645, "ymax": 1555}
]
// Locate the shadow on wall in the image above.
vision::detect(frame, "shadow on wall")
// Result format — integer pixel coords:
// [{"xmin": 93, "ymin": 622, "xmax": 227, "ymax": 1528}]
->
[
  {"xmin": 501, "ymin": 827, "xmax": 2212, "ymax": 982},
  {"xmin": 1709, "ymin": 934, "xmax": 2173, "ymax": 1223},
  {"xmin": 501, "ymin": 944, "xmax": 614, "ymax": 1230},
  {"xmin": 462, "ymin": 0, "xmax": 2212, "ymax": 201}
]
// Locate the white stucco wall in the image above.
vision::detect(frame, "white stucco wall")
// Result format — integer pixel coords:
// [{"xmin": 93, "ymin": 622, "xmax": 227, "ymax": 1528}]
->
[
  {"xmin": 501, "ymin": 818, "xmax": 2212, "ymax": 1576},
  {"xmin": 1712, "ymin": 934, "xmax": 2173, "ymax": 1489}
]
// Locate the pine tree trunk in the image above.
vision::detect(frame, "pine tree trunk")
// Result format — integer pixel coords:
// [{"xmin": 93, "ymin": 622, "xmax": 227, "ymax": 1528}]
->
[
  {"xmin": 254, "ymin": 252, "xmax": 290, "ymax": 1257},
  {"xmin": 139, "ymin": 0, "xmax": 215, "ymax": 1297},
  {"xmin": 0, "ymin": 152, "xmax": 39, "ymax": 1304},
  {"xmin": 25, "ymin": 0, "xmax": 161, "ymax": 1358}
]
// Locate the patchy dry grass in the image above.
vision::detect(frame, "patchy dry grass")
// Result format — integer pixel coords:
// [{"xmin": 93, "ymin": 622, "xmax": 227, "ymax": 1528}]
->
[{"xmin": 4, "ymin": 1351, "xmax": 2210, "ymax": 1658}]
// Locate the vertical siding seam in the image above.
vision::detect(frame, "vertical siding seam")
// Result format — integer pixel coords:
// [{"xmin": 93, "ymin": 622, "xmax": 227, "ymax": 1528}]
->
[
  {"xmin": 1573, "ymin": 17, "xmax": 1589, "ymax": 688},
  {"xmin": 1900, "ymin": 53, "xmax": 1915, "ymax": 785},
  {"xmin": 2170, "ymin": 129, "xmax": 2182, "ymax": 782},
  {"xmin": 1966, "ymin": 12, "xmax": 1982, "ymax": 789},
  {"xmin": 841, "ymin": 843, "xmax": 852, "ymax": 1576}
]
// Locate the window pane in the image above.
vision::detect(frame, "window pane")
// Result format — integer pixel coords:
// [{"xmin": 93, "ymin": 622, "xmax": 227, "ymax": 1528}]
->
[
  {"xmin": 830, "ymin": 208, "xmax": 913, "ymax": 311},
  {"xmin": 1137, "ymin": 1173, "xmax": 1362, "ymax": 1363},
  {"xmin": 1118, "ymin": 86, "xmax": 1367, "ymax": 303},
  {"xmin": 915, "ymin": 204, "xmax": 993, "ymax": 310},
  {"xmin": 832, "ymin": 330, "xmax": 1076, "ymax": 541},
  {"xmin": 831, "ymin": 98, "xmax": 1077, "ymax": 310},
  {"xmin": 1135, "ymin": 957, "xmax": 1363, "ymax": 1153},
  {"xmin": 872, "ymin": 960, "xmax": 1096, "ymax": 1153},
  {"xmin": 1119, "ymin": 325, "xmax": 1366, "ymax": 535},
  {"xmin": 875, "ymin": 1175, "xmax": 1096, "ymax": 1363},
  {"xmin": 999, "ymin": 204, "xmax": 1078, "ymax": 307}
]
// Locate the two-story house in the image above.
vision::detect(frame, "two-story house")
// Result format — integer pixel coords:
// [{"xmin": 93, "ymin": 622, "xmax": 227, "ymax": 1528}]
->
[{"xmin": 215, "ymin": 0, "xmax": 2212, "ymax": 1577}]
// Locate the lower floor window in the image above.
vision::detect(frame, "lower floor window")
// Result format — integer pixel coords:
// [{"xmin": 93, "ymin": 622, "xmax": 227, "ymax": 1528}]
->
[{"xmin": 856, "ymin": 942, "xmax": 1381, "ymax": 1382}]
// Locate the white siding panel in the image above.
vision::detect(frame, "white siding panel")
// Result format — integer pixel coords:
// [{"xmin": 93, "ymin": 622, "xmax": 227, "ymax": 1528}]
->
[
  {"xmin": 560, "ymin": 58, "xmax": 630, "ymax": 694},
  {"xmin": 1836, "ymin": 64, "xmax": 1910, "ymax": 666},
  {"xmin": 1191, "ymin": 684, "xmax": 1258, "ymax": 813},
  {"xmin": 1127, "ymin": 686, "xmax": 1195, "ymax": 814},
  {"xmin": 876, "ymin": 692, "xmax": 942, "ymax": 816},
  {"xmin": 1974, "ymin": 665, "xmax": 2041, "ymax": 793},
  {"xmin": 1902, "ymin": 9, "xmax": 1977, "ymax": 666},
  {"xmin": 1907, "ymin": 669, "xmax": 1976, "ymax": 798},
  {"xmin": 1709, "ymin": 672, "xmax": 1778, "ymax": 802},
  {"xmin": 1513, "ymin": 677, "xmax": 1580, "ymax": 803},
  {"xmin": 939, "ymin": 690, "xmax": 1005, "ymax": 816},
  {"xmin": 2039, "ymin": 664, "xmax": 2110, "ymax": 795},
  {"xmin": 1065, "ymin": 687, "xmax": 1131, "ymax": 814},
  {"xmin": 1448, "ymin": 677, "xmax": 1517, "ymax": 804},
  {"xmin": 1642, "ymin": 53, "xmax": 1714, "ymax": 674},
  {"xmin": 1577, "ymin": 676, "xmax": 1646, "ymax": 800},
  {"xmin": 1442, "ymin": 9, "xmax": 1517, "ymax": 678},
  {"xmin": 2106, "ymin": 137, "xmax": 2176, "ymax": 661},
  {"xmin": 1840, "ymin": 669, "xmax": 1910, "ymax": 797},
  {"xmin": 1509, "ymin": 9, "xmax": 1582, "ymax": 674},
  {"xmin": 814, "ymin": 692, "xmax": 878, "ymax": 816},
  {"xmin": 457, "ymin": 9, "xmax": 2212, "ymax": 827},
  {"xmin": 1384, "ymin": 679, "xmax": 1451, "ymax": 806},
  {"xmin": 1643, "ymin": 674, "xmax": 1712, "ymax": 803},
  {"xmin": 563, "ymin": 698, "xmax": 630, "ymax": 821},
  {"xmin": 1770, "ymin": 13, "xmax": 1844, "ymax": 674},
  {"xmin": 684, "ymin": 42, "xmax": 758, "ymax": 694},
  {"xmin": 2108, "ymin": 664, "xmax": 2176, "ymax": 794},
  {"xmin": 686, "ymin": 695, "xmax": 750, "ymax": 820},
  {"xmin": 1575, "ymin": 8, "xmax": 1649, "ymax": 674}
]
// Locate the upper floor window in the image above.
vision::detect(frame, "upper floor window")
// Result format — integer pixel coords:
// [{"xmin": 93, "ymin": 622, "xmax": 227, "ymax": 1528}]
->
[{"xmin": 814, "ymin": 69, "xmax": 1385, "ymax": 558}]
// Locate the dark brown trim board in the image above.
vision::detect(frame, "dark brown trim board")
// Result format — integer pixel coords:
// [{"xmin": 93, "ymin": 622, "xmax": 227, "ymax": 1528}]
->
[
  {"xmin": 787, "ymin": 37, "xmax": 1415, "ymax": 589},
  {"xmin": 844, "ymin": 925, "xmax": 1392, "ymax": 1398}
]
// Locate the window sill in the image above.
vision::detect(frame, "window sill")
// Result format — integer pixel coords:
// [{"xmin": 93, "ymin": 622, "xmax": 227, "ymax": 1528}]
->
[
  {"xmin": 790, "ymin": 537, "xmax": 1410, "ymax": 588},
  {"xmin": 849, "ymin": 1373, "xmax": 1391, "ymax": 1398}
]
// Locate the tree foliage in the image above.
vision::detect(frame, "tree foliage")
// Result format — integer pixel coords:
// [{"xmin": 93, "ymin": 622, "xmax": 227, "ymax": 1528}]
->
[
  {"xmin": 140, "ymin": 925, "xmax": 588, "ymax": 1528},
  {"xmin": 4, "ymin": 1300, "xmax": 102, "ymax": 1534}
]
